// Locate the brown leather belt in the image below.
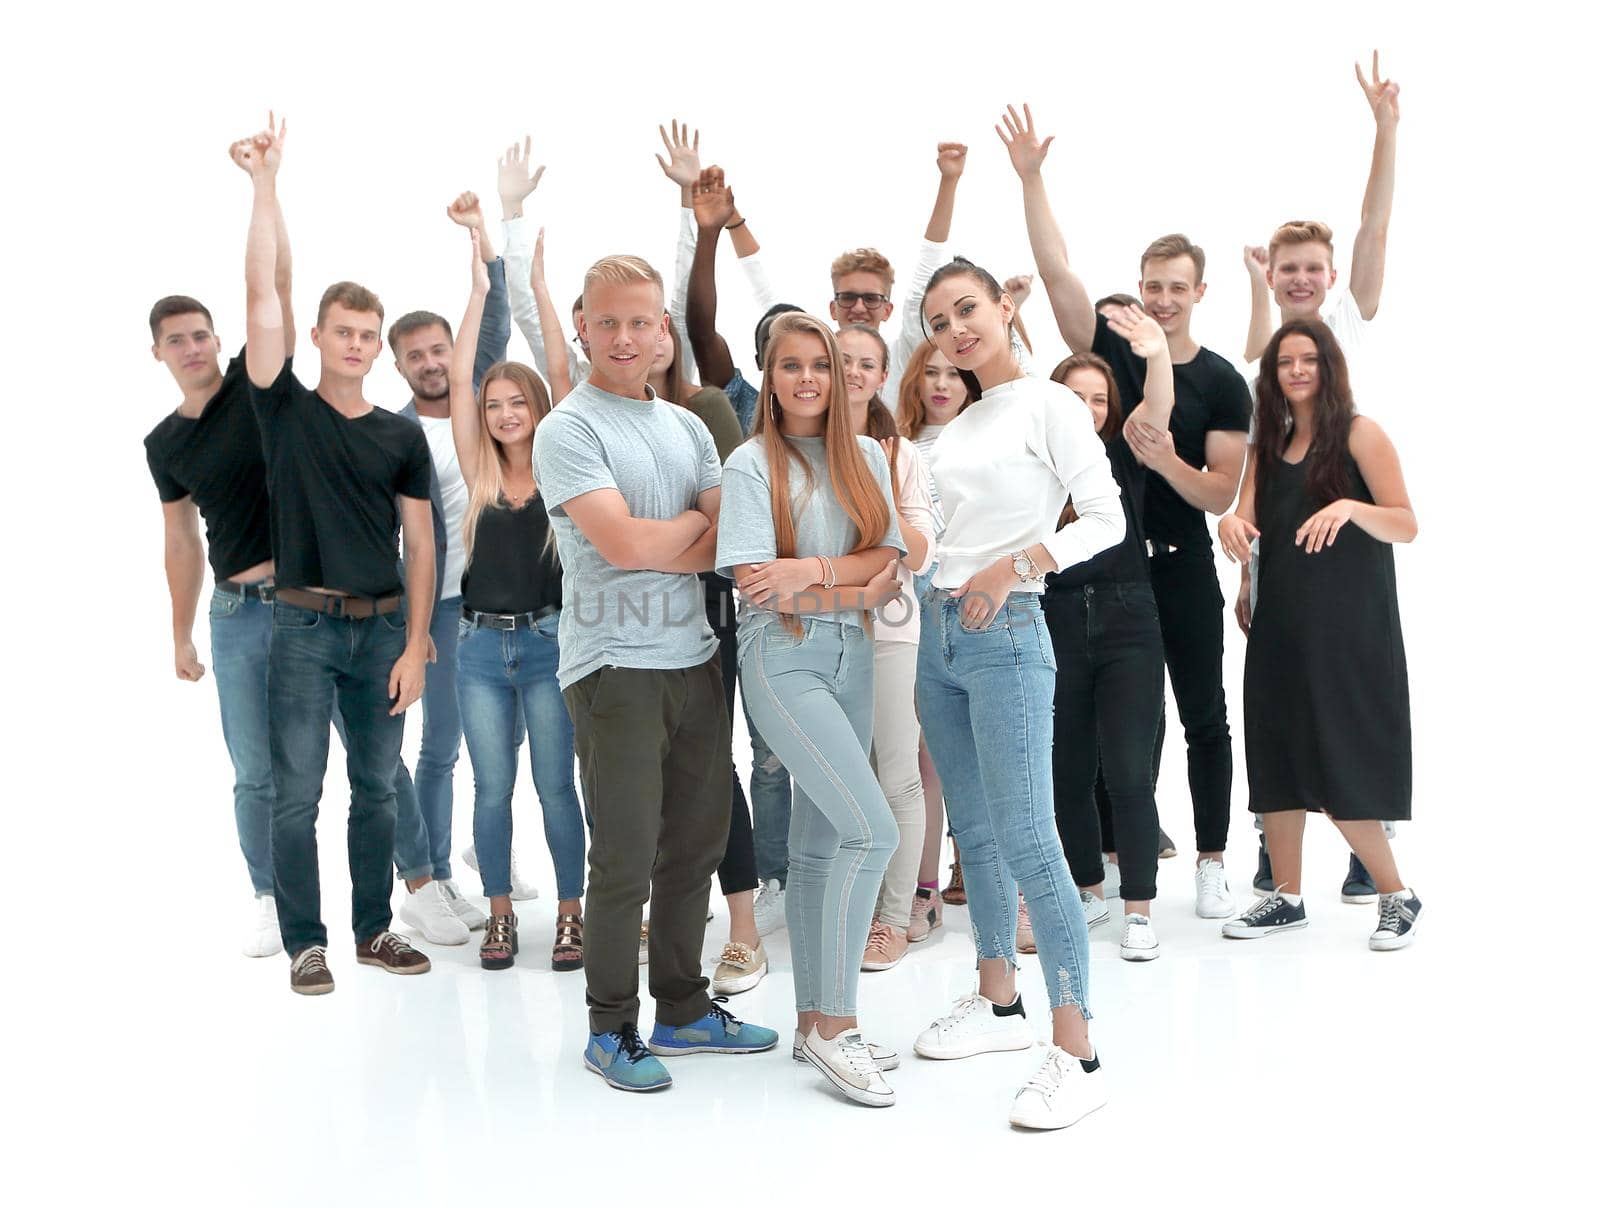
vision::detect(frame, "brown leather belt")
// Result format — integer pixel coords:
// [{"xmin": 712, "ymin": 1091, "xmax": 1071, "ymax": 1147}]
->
[{"xmin": 274, "ymin": 587, "xmax": 403, "ymax": 619}]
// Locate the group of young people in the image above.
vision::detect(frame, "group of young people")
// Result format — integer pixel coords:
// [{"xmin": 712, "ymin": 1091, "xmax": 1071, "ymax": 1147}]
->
[{"xmin": 145, "ymin": 55, "xmax": 1421, "ymax": 1132}]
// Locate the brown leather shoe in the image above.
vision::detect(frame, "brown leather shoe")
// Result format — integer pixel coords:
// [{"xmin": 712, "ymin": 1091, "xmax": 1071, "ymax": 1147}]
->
[
  {"xmin": 355, "ymin": 931, "xmax": 432, "ymax": 975},
  {"xmin": 289, "ymin": 945, "xmax": 335, "ymax": 995}
]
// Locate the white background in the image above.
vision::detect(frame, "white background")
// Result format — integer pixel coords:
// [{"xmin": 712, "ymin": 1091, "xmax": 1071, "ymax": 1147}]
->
[{"xmin": 6, "ymin": 0, "xmax": 1595, "ymax": 1203}]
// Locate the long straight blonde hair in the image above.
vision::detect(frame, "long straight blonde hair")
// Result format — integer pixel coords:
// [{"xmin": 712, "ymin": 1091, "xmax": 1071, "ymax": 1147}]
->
[
  {"xmin": 462, "ymin": 360, "xmax": 556, "ymax": 568},
  {"xmin": 752, "ymin": 314, "xmax": 891, "ymax": 629}
]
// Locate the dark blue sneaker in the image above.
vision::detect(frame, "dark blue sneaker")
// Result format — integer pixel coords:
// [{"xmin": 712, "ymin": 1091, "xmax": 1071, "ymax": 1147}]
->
[
  {"xmin": 1341, "ymin": 854, "xmax": 1378, "ymax": 903},
  {"xmin": 1253, "ymin": 835, "xmax": 1274, "ymax": 897},
  {"xmin": 1369, "ymin": 890, "xmax": 1422, "ymax": 951},
  {"xmin": 648, "ymin": 997, "xmax": 780, "ymax": 1056},
  {"xmin": 584, "ymin": 1023, "xmax": 672, "ymax": 1092},
  {"xmin": 1157, "ymin": 826, "xmax": 1177, "ymax": 859},
  {"xmin": 1222, "ymin": 892, "xmax": 1308, "ymax": 939}
]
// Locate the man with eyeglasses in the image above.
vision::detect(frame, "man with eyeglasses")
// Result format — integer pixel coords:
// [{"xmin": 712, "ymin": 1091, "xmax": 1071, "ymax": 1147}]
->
[{"xmin": 822, "ymin": 142, "xmax": 966, "ymax": 404}]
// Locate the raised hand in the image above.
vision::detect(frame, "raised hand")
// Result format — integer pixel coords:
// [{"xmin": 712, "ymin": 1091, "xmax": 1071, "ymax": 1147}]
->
[
  {"xmin": 1004, "ymin": 273, "xmax": 1034, "ymax": 308},
  {"xmin": 691, "ymin": 166, "xmax": 736, "ymax": 231},
  {"xmin": 935, "ymin": 141, "xmax": 968, "ymax": 179},
  {"xmin": 228, "ymin": 111, "xmax": 286, "ymax": 178},
  {"xmin": 995, "ymin": 103, "xmax": 1053, "ymax": 177},
  {"xmin": 1243, "ymin": 245, "xmax": 1270, "ymax": 286},
  {"xmin": 1104, "ymin": 304, "xmax": 1165, "ymax": 358},
  {"xmin": 1218, "ymin": 514, "xmax": 1260, "ymax": 564},
  {"xmin": 655, "ymin": 119, "xmax": 702, "ymax": 188},
  {"xmin": 531, "ymin": 226, "xmax": 549, "ymax": 291},
  {"xmin": 1355, "ymin": 50, "xmax": 1400, "ymax": 128},
  {"xmin": 446, "ymin": 190, "xmax": 485, "ymax": 231},
  {"xmin": 497, "ymin": 136, "xmax": 546, "ymax": 216}
]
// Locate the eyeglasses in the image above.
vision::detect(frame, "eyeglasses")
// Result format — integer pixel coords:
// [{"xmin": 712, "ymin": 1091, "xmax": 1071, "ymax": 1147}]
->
[{"xmin": 834, "ymin": 291, "xmax": 889, "ymax": 311}]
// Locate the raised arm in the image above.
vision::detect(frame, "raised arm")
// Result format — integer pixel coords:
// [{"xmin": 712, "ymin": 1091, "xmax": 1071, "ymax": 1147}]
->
[
  {"xmin": 998, "ymin": 104, "xmax": 1096, "ymax": 354},
  {"xmin": 235, "ymin": 114, "xmax": 288, "ymax": 388},
  {"xmin": 498, "ymin": 136, "xmax": 577, "ymax": 381},
  {"xmin": 530, "ymin": 227, "xmax": 574, "ymax": 402},
  {"xmin": 446, "ymin": 189, "xmax": 509, "ymax": 387},
  {"xmin": 890, "ymin": 143, "xmax": 968, "ymax": 371},
  {"xmin": 450, "ymin": 230, "xmax": 490, "ymax": 487},
  {"xmin": 687, "ymin": 166, "xmax": 739, "ymax": 390},
  {"xmin": 1243, "ymin": 245, "xmax": 1273, "ymax": 363},
  {"xmin": 1349, "ymin": 52, "xmax": 1400, "ymax": 319},
  {"xmin": 1110, "ymin": 307, "xmax": 1176, "ymax": 431},
  {"xmin": 655, "ymin": 119, "xmax": 705, "ymax": 383}
]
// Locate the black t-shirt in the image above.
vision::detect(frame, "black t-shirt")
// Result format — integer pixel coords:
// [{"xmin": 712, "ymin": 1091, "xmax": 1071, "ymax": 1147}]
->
[
  {"xmin": 1047, "ymin": 437, "xmax": 1150, "ymax": 591},
  {"xmin": 143, "ymin": 350, "xmax": 272, "ymax": 579},
  {"xmin": 248, "ymin": 359, "xmax": 432, "ymax": 597},
  {"xmin": 460, "ymin": 495, "xmax": 563, "ymax": 615},
  {"xmin": 1092, "ymin": 312, "xmax": 1251, "ymax": 551}
]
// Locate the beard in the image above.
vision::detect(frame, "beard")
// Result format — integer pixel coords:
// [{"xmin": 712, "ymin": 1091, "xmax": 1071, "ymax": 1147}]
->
[{"xmin": 410, "ymin": 372, "xmax": 449, "ymax": 402}]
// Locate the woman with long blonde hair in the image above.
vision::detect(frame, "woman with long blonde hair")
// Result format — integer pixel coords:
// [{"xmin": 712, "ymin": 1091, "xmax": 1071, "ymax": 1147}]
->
[
  {"xmin": 449, "ymin": 230, "xmax": 585, "ymax": 974},
  {"xmin": 715, "ymin": 313, "xmax": 907, "ymax": 1107}
]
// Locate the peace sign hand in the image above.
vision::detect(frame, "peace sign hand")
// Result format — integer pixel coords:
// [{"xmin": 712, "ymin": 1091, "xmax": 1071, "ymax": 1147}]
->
[{"xmin": 1355, "ymin": 50, "xmax": 1400, "ymax": 129}]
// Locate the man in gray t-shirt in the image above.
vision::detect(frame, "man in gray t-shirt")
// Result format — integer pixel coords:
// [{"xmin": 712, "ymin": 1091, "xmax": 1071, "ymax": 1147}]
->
[{"xmin": 532, "ymin": 254, "xmax": 776, "ymax": 1090}]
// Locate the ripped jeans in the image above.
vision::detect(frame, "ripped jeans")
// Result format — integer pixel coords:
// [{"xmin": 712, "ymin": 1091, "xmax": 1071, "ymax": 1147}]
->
[{"xmin": 915, "ymin": 589, "xmax": 1092, "ymax": 1017}]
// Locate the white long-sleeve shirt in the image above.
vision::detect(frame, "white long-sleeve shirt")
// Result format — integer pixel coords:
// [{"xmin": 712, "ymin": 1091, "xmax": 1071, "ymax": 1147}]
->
[
  {"xmin": 928, "ymin": 375, "xmax": 1123, "ymax": 591},
  {"xmin": 502, "ymin": 208, "xmax": 700, "ymax": 389}
]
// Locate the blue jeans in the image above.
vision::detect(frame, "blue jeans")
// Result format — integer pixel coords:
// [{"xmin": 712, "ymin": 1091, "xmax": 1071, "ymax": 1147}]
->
[
  {"xmin": 269, "ymin": 600, "xmax": 410, "ymax": 955},
  {"xmin": 741, "ymin": 619, "xmax": 896, "ymax": 1016},
  {"xmin": 916, "ymin": 589, "xmax": 1092, "ymax": 1017},
  {"xmin": 208, "ymin": 586, "xmax": 274, "ymax": 895},
  {"xmin": 746, "ymin": 700, "xmax": 793, "ymax": 887},
  {"xmin": 456, "ymin": 612, "xmax": 586, "ymax": 901},
  {"xmin": 392, "ymin": 595, "xmax": 463, "ymax": 882}
]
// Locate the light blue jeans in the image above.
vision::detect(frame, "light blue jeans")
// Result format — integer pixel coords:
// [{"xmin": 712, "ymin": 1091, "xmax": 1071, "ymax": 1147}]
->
[
  {"xmin": 392, "ymin": 595, "xmax": 464, "ymax": 882},
  {"xmin": 916, "ymin": 589, "xmax": 1092, "ymax": 1017},
  {"xmin": 741, "ymin": 618, "xmax": 896, "ymax": 1016},
  {"xmin": 455, "ymin": 612, "xmax": 586, "ymax": 901},
  {"xmin": 208, "ymin": 585, "xmax": 275, "ymax": 895}
]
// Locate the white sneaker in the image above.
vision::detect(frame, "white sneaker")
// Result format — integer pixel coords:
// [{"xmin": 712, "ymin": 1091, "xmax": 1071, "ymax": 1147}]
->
[
  {"xmin": 1119, "ymin": 912, "xmax": 1160, "ymax": 961},
  {"xmin": 1079, "ymin": 890, "xmax": 1111, "ymax": 928},
  {"xmin": 462, "ymin": 845, "xmax": 540, "ymax": 902},
  {"xmin": 1194, "ymin": 859, "xmax": 1233, "ymax": 919},
  {"xmin": 752, "ymin": 879, "xmax": 786, "ymax": 936},
  {"xmin": 243, "ymin": 895, "xmax": 283, "ymax": 958},
  {"xmin": 398, "ymin": 881, "xmax": 471, "ymax": 945},
  {"xmin": 801, "ymin": 1026, "xmax": 895, "ymax": 1107},
  {"xmin": 439, "ymin": 880, "xmax": 487, "ymax": 930},
  {"xmin": 1008, "ymin": 1045, "xmax": 1108, "ymax": 1130},
  {"xmin": 791, "ymin": 1030, "xmax": 900, "ymax": 1070},
  {"xmin": 913, "ymin": 992, "xmax": 1035, "ymax": 1060},
  {"xmin": 1101, "ymin": 860, "xmax": 1122, "ymax": 901}
]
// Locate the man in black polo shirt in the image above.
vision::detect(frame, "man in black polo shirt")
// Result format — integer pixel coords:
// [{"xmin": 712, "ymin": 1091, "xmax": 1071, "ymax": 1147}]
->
[
  {"xmin": 145, "ymin": 291, "xmax": 282, "ymax": 959},
  {"xmin": 1009, "ymin": 139, "xmax": 1250, "ymax": 919},
  {"xmin": 236, "ymin": 116, "xmax": 437, "ymax": 995}
]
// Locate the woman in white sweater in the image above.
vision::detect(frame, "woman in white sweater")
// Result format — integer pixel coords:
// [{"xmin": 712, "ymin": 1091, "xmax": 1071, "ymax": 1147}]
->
[{"xmin": 911, "ymin": 256, "xmax": 1124, "ymax": 1131}]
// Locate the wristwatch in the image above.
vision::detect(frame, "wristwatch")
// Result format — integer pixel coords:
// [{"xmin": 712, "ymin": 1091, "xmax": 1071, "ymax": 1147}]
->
[{"xmin": 1011, "ymin": 550, "xmax": 1045, "ymax": 586}]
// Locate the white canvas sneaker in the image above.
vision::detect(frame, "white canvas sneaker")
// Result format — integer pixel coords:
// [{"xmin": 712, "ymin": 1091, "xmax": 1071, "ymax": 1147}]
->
[
  {"xmin": 801, "ymin": 1027, "xmax": 895, "ymax": 1107},
  {"xmin": 752, "ymin": 879, "xmax": 786, "ymax": 936},
  {"xmin": 1194, "ymin": 859, "xmax": 1233, "ymax": 919},
  {"xmin": 243, "ymin": 894, "xmax": 283, "ymax": 958},
  {"xmin": 1119, "ymin": 912, "xmax": 1160, "ymax": 961}
]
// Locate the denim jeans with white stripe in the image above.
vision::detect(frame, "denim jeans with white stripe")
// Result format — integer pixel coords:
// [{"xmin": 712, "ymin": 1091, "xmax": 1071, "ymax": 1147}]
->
[
  {"xmin": 740, "ymin": 617, "xmax": 896, "ymax": 1016},
  {"xmin": 916, "ymin": 589, "xmax": 1092, "ymax": 1017}
]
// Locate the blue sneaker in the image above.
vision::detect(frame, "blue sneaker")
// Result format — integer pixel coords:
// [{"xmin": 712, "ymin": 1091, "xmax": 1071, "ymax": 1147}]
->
[
  {"xmin": 584, "ymin": 1023, "xmax": 672, "ymax": 1092},
  {"xmin": 648, "ymin": 997, "xmax": 780, "ymax": 1056},
  {"xmin": 1341, "ymin": 854, "xmax": 1378, "ymax": 903}
]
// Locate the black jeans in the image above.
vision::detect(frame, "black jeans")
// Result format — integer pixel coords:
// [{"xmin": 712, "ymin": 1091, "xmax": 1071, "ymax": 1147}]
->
[
  {"xmin": 1149, "ymin": 548, "xmax": 1233, "ymax": 854},
  {"xmin": 707, "ymin": 576, "xmax": 759, "ymax": 896},
  {"xmin": 1044, "ymin": 582, "xmax": 1164, "ymax": 902}
]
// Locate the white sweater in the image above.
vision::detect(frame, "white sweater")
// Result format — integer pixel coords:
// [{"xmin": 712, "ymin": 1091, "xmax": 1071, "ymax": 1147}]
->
[{"xmin": 927, "ymin": 375, "xmax": 1123, "ymax": 591}]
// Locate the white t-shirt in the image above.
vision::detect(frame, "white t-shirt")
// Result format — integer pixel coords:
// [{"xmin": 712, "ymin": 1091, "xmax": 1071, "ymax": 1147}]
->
[{"xmin": 418, "ymin": 415, "xmax": 469, "ymax": 600}]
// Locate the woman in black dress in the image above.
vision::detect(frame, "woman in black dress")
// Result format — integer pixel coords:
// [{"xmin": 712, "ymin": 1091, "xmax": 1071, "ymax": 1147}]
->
[{"xmin": 1218, "ymin": 319, "xmax": 1422, "ymax": 951}]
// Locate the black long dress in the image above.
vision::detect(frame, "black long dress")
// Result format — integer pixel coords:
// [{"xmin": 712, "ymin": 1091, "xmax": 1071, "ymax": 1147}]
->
[{"xmin": 1243, "ymin": 452, "xmax": 1411, "ymax": 820}]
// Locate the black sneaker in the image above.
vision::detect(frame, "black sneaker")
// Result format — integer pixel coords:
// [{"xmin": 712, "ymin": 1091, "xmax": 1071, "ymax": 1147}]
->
[
  {"xmin": 1222, "ymin": 893, "xmax": 1308, "ymax": 939},
  {"xmin": 1341, "ymin": 854, "xmax": 1378, "ymax": 903},
  {"xmin": 1252, "ymin": 835, "xmax": 1274, "ymax": 897},
  {"xmin": 1369, "ymin": 890, "xmax": 1422, "ymax": 951},
  {"xmin": 1157, "ymin": 827, "xmax": 1177, "ymax": 859}
]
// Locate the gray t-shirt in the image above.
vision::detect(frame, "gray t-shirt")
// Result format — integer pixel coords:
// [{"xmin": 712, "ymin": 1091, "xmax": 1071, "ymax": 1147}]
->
[
  {"xmin": 717, "ymin": 434, "xmax": 906, "ymax": 638},
  {"xmin": 533, "ymin": 380, "xmax": 722, "ymax": 689}
]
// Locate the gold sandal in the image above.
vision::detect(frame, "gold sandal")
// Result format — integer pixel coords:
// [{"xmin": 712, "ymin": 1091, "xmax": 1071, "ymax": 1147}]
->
[
  {"xmin": 552, "ymin": 912, "xmax": 583, "ymax": 972},
  {"xmin": 480, "ymin": 913, "xmax": 518, "ymax": 971}
]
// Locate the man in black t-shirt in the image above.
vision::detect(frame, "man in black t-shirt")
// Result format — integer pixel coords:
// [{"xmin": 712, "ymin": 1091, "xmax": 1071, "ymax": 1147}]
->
[
  {"xmin": 145, "ymin": 292, "xmax": 283, "ymax": 960},
  {"xmin": 235, "ymin": 116, "xmax": 437, "ymax": 995},
  {"xmin": 1012, "ymin": 146, "xmax": 1250, "ymax": 920}
]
